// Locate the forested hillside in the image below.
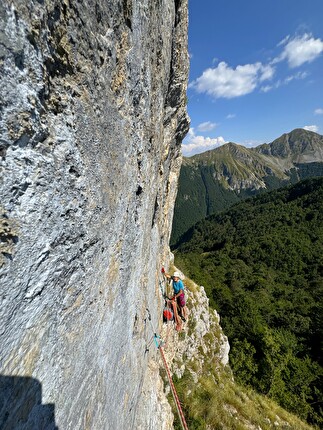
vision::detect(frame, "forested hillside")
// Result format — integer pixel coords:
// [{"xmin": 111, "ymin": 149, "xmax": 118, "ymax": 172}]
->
[
  {"xmin": 171, "ymin": 129, "xmax": 323, "ymax": 246},
  {"xmin": 174, "ymin": 177, "xmax": 323, "ymax": 427}
]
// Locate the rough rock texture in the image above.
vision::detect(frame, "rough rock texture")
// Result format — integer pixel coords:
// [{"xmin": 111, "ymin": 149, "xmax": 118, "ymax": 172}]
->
[
  {"xmin": 0, "ymin": 1, "xmax": 189, "ymax": 429},
  {"xmin": 160, "ymin": 272, "xmax": 230, "ymax": 382}
]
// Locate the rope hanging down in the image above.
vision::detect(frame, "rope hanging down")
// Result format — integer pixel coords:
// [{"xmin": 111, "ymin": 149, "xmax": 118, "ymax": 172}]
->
[
  {"xmin": 146, "ymin": 309, "xmax": 189, "ymax": 430},
  {"xmin": 159, "ymin": 346, "xmax": 189, "ymax": 430}
]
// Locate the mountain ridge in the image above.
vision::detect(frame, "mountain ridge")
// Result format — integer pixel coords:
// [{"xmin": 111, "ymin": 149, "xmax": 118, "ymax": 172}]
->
[
  {"xmin": 255, "ymin": 128, "xmax": 323, "ymax": 161},
  {"xmin": 171, "ymin": 128, "xmax": 323, "ymax": 245},
  {"xmin": 184, "ymin": 128, "xmax": 323, "ymax": 185}
]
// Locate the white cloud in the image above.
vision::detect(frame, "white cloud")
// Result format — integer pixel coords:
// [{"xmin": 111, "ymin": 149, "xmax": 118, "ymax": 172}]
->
[
  {"xmin": 226, "ymin": 113, "xmax": 236, "ymax": 119},
  {"xmin": 189, "ymin": 33, "xmax": 322, "ymax": 101},
  {"xmin": 260, "ymin": 84, "xmax": 274, "ymax": 93},
  {"xmin": 260, "ymin": 70, "xmax": 308, "ymax": 92},
  {"xmin": 303, "ymin": 125, "xmax": 319, "ymax": 132},
  {"xmin": 196, "ymin": 121, "xmax": 217, "ymax": 132},
  {"xmin": 314, "ymin": 108, "xmax": 323, "ymax": 115},
  {"xmin": 182, "ymin": 128, "xmax": 227, "ymax": 156},
  {"xmin": 189, "ymin": 61, "xmax": 275, "ymax": 99},
  {"xmin": 276, "ymin": 33, "xmax": 323, "ymax": 68},
  {"xmin": 259, "ymin": 64, "xmax": 275, "ymax": 81},
  {"xmin": 277, "ymin": 35, "xmax": 291, "ymax": 47},
  {"xmin": 287, "ymin": 71, "xmax": 308, "ymax": 81}
]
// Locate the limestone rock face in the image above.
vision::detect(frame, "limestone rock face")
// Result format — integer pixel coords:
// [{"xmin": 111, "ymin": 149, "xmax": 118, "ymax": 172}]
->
[
  {"xmin": 0, "ymin": 1, "xmax": 189, "ymax": 429},
  {"xmin": 161, "ymin": 278, "xmax": 230, "ymax": 383}
]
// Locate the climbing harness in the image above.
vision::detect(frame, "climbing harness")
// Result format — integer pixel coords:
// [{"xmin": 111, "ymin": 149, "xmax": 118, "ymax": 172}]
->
[{"xmin": 145, "ymin": 309, "xmax": 189, "ymax": 430}]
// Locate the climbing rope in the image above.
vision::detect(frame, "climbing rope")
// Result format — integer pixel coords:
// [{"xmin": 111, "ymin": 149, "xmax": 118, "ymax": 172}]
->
[
  {"xmin": 146, "ymin": 309, "xmax": 189, "ymax": 430},
  {"xmin": 159, "ymin": 345, "xmax": 189, "ymax": 430}
]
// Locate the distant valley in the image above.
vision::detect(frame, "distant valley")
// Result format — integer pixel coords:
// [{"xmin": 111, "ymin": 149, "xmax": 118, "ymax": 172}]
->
[{"xmin": 171, "ymin": 128, "xmax": 323, "ymax": 245}]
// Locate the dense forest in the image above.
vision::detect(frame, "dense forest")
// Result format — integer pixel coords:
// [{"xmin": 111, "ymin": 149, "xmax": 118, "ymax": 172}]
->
[
  {"xmin": 174, "ymin": 177, "xmax": 323, "ymax": 427},
  {"xmin": 171, "ymin": 160, "xmax": 323, "ymax": 246}
]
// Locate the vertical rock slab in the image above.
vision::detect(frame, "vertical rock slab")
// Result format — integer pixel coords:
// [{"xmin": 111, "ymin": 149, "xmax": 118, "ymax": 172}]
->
[{"xmin": 0, "ymin": 1, "xmax": 189, "ymax": 428}]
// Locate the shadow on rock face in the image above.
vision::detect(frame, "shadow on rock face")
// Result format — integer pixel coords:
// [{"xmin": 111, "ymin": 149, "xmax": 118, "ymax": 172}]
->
[{"xmin": 0, "ymin": 375, "xmax": 58, "ymax": 430}]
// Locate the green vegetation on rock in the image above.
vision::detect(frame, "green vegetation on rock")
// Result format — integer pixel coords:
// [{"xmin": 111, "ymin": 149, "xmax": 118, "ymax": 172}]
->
[{"xmin": 163, "ymin": 274, "xmax": 317, "ymax": 430}]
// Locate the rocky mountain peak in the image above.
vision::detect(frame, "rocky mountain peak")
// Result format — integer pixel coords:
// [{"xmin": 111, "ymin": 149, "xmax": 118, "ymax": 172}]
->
[
  {"xmin": 172, "ymin": 128, "xmax": 323, "ymax": 245},
  {"xmin": 256, "ymin": 128, "xmax": 323, "ymax": 160}
]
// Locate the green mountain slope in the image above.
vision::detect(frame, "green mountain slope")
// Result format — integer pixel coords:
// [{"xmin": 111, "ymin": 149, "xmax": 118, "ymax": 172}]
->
[
  {"xmin": 171, "ymin": 129, "xmax": 323, "ymax": 246},
  {"xmin": 174, "ymin": 177, "xmax": 323, "ymax": 427},
  {"xmin": 169, "ymin": 275, "xmax": 316, "ymax": 430}
]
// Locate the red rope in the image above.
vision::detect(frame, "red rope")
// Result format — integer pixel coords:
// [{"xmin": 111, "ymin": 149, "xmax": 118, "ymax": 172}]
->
[{"xmin": 159, "ymin": 346, "xmax": 189, "ymax": 430}]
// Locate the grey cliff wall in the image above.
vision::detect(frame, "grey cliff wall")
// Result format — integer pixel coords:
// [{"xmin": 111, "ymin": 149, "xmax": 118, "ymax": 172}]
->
[{"xmin": 0, "ymin": 1, "xmax": 189, "ymax": 429}]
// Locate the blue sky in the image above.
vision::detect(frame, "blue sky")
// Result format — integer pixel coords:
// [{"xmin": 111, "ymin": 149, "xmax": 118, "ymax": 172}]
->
[{"xmin": 183, "ymin": 0, "xmax": 323, "ymax": 156}]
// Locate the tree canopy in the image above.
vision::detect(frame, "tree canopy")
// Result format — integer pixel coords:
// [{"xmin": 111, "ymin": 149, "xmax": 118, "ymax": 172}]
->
[{"xmin": 175, "ymin": 177, "xmax": 323, "ymax": 427}]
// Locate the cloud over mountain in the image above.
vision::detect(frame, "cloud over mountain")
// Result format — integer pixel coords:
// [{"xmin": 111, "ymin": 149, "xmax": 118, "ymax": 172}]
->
[
  {"xmin": 303, "ymin": 125, "xmax": 319, "ymax": 132},
  {"xmin": 182, "ymin": 128, "xmax": 226, "ymax": 155}
]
